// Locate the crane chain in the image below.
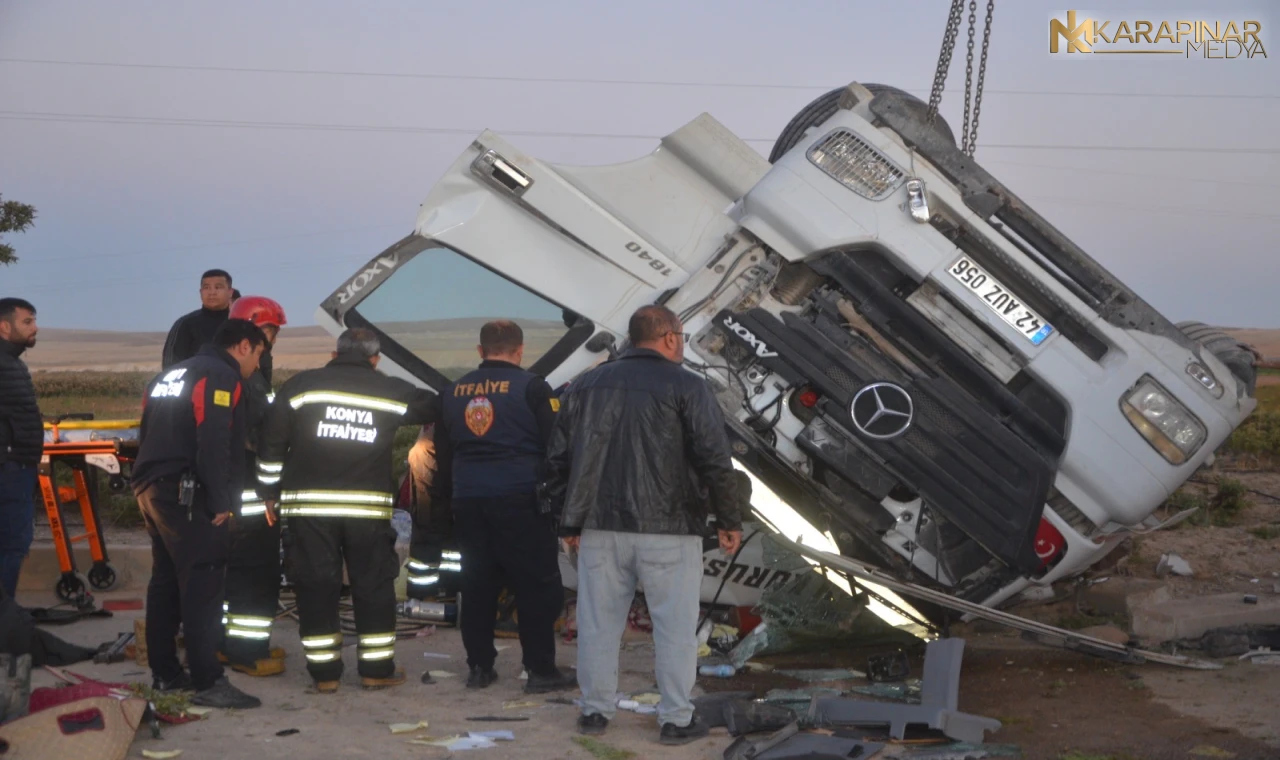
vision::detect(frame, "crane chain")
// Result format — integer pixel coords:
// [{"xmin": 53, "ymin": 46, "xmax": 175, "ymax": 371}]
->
[
  {"xmin": 927, "ymin": 0, "xmax": 996, "ymax": 157},
  {"xmin": 967, "ymin": 0, "xmax": 996, "ymax": 158},
  {"xmin": 961, "ymin": 0, "xmax": 977, "ymax": 154},
  {"xmin": 926, "ymin": 0, "xmax": 966, "ymax": 124}
]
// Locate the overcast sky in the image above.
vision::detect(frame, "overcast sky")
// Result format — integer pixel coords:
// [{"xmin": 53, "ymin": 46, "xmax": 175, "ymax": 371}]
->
[{"xmin": 0, "ymin": 0, "xmax": 1276, "ymax": 332}]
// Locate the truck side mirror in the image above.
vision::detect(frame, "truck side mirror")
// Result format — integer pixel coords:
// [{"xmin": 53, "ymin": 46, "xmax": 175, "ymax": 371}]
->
[{"xmin": 585, "ymin": 331, "xmax": 618, "ymax": 359}]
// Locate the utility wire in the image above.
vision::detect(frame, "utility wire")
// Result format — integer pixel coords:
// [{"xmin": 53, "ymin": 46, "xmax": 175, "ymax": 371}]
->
[
  {"xmin": 2, "ymin": 57, "xmax": 1277, "ymax": 100},
  {"xmin": 983, "ymin": 159, "xmax": 1280, "ymax": 191},
  {"xmin": 4, "ymin": 110, "xmax": 1280, "ymax": 155}
]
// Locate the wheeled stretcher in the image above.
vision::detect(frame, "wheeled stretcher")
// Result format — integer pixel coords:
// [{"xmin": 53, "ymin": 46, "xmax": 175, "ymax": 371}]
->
[{"xmin": 39, "ymin": 415, "xmax": 140, "ymax": 606}]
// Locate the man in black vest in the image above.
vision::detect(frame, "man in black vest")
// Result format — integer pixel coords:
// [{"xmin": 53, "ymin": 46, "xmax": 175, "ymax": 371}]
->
[{"xmin": 431, "ymin": 320, "xmax": 575, "ymax": 693}]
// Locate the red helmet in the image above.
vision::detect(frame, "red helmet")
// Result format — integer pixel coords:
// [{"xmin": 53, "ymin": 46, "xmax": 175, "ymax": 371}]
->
[{"xmin": 229, "ymin": 296, "xmax": 287, "ymax": 328}]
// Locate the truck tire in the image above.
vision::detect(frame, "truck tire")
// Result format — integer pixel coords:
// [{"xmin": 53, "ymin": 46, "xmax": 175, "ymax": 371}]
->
[
  {"xmin": 768, "ymin": 83, "xmax": 957, "ymax": 164},
  {"xmin": 1176, "ymin": 321, "xmax": 1258, "ymax": 396}
]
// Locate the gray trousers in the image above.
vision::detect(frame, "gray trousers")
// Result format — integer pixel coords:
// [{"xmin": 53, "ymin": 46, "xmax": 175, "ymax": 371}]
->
[{"xmin": 575, "ymin": 529, "xmax": 702, "ymax": 727}]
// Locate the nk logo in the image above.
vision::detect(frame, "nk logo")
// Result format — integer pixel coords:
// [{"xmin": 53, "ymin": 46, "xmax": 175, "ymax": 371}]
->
[
  {"xmin": 1049, "ymin": 11, "xmax": 1266, "ymax": 58},
  {"xmin": 1050, "ymin": 10, "xmax": 1093, "ymax": 53}
]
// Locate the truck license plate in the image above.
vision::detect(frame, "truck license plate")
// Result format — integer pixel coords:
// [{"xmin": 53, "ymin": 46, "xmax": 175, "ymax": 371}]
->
[{"xmin": 947, "ymin": 256, "xmax": 1054, "ymax": 346}]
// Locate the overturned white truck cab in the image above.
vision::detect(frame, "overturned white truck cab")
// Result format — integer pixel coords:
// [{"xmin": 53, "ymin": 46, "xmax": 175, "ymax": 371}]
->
[{"xmin": 318, "ymin": 82, "xmax": 1259, "ymax": 620}]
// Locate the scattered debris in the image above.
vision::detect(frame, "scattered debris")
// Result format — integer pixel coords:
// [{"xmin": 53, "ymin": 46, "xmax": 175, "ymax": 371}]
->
[
  {"xmin": 849, "ymin": 680, "xmax": 922, "ymax": 704},
  {"xmin": 1156, "ymin": 553, "xmax": 1194, "ymax": 578},
  {"xmin": 421, "ymin": 652, "xmax": 451, "ymax": 659},
  {"xmin": 183, "ymin": 706, "xmax": 212, "ymax": 718},
  {"xmin": 389, "ymin": 721, "xmax": 430, "ymax": 734},
  {"xmin": 141, "ymin": 751, "xmax": 183, "ymax": 759},
  {"xmin": 466, "ymin": 716, "xmax": 530, "ymax": 722},
  {"xmin": 728, "ymin": 622, "xmax": 775, "ymax": 669},
  {"xmin": 502, "ymin": 700, "xmax": 540, "ymax": 710},
  {"xmin": 1239, "ymin": 648, "xmax": 1280, "ymax": 665},
  {"xmin": 616, "ymin": 699, "xmax": 657, "ymax": 715},
  {"xmin": 867, "ymin": 651, "xmax": 912, "ymax": 683},
  {"xmin": 693, "ymin": 691, "xmax": 757, "ymax": 727},
  {"xmin": 469, "ymin": 730, "xmax": 515, "ymax": 742},
  {"xmin": 630, "ymin": 692, "xmax": 660, "ymax": 705},
  {"xmin": 699, "ymin": 664, "xmax": 737, "ymax": 678},
  {"xmin": 409, "ymin": 734, "xmax": 499, "ymax": 751},
  {"xmin": 776, "ymin": 668, "xmax": 864, "ymax": 682},
  {"xmin": 572, "ymin": 735, "xmax": 637, "ymax": 760},
  {"xmin": 724, "ymin": 700, "xmax": 797, "ymax": 737},
  {"xmin": 723, "ymin": 721, "xmax": 884, "ymax": 760},
  {"xmin": 775, "ymin": 535, "xmax": 1221, "ymax": 670},
  {"xmin": 275, "ymin": 729, "xmax": 300, "ymax": 737},
  {"xmin": 808, "ymin": 639, "xmax": 1001, "ymax": 743},
  {"xmin": 93, "ymin": 632, "xmax": 136, "ymax": 664},
  {"xmin": 1243, "ymin": 594, "xmax": 1259, "ymax": 605},
  {"xmin": 426, "ymin": 670, "xmax": 456, "ymax": 679}
]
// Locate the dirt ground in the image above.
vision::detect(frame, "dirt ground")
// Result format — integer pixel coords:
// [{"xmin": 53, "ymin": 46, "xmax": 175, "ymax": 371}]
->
[
  {"xmin": 18, "ymin": 477, "xmax": 1280, "ymax": 759},
  {"xmin": 13, "ymin": 582, "xmax": 1279, "ymax": 760}
]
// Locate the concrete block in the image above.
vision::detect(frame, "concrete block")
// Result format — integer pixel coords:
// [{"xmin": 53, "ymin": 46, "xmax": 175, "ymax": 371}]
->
[
  {"xmin": 1132, "ymin": 593, "xmax": 1280, "ymax": 644},
  {"xmin": 16, "ymin": 543, "xmax": 152, "ymax": 596},
  {"xmin": 1079, "ymin": 577, "xmax": 1172, "ymax": 618}
]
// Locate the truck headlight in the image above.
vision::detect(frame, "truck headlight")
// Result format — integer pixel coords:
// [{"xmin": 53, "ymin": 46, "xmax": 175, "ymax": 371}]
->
[{"xmin": 1120, "ymin": 376, "xmax": 1207, "ymax": 465}]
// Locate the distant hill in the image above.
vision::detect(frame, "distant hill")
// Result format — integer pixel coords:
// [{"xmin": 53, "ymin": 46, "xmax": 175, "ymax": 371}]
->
[{"xmin": 23, "ymin": 318, "xmax": 568, "ymax": 373}]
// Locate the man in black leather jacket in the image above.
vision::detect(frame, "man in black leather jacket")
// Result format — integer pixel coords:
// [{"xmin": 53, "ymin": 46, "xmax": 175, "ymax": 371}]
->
[{"xmin": 544, "ymin": 304, "xmax": 742, "ymax": 747}]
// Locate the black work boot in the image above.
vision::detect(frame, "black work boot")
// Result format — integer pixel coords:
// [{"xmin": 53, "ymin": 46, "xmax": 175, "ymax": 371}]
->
[
  {"xmin": 578, "ymin": 713, "xmax": 608, "ymax": 736},
  {"xmin": 466, "ymin": 665, "xmax": 498, "ymax": 689},
  {"xmin": 659, "ymin": 714, "xmax": 709, "ymax": 746},
  {"xmin": 190, "ymin": 676, "xmax": 262, "ymax": 709},
  {"xmin": 524, "ymin": 667, "xmax": 576, "ymax": 694},
  {"xmin": 151, "ymin": 670, "xmax": 194, "ymax": 694}
]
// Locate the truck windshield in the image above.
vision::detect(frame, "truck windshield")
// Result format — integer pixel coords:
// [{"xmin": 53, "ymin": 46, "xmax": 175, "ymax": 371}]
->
[{"xmin": 348, "ymin": 242, "xmax": 588, "ymax": 383}]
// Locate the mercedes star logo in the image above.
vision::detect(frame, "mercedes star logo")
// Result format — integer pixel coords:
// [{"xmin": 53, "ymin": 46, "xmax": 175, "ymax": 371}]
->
[{"xmin": 850, "ymin": 382, "xmax": 914, "ymax": 440}]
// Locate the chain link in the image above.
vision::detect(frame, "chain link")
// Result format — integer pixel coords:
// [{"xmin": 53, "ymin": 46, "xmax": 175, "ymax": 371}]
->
[
  {"xmin": 966, "ymin": 0, "xmax": 996, "ymax": 158},
  {"xmin": 927, "ymin": 0, "xmax": 966, "ymax": 123},
  {"xmin": 961, "ymin": 0, "xmax": 977, "ymax": 154}
]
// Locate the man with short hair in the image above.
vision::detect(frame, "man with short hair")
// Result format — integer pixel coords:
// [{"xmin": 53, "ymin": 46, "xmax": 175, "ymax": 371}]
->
[
  {"xmin": 547, "ymin": 304, "xmax": 742, "ymax": 745},
  {"xmin": 257, "ymin": 328, "xmax": 438, "ymax": 694},
  {"xmin": 162, "ymin": 269, "xmax": 234, "ymax": 370},
  {"xmin": 0, "ymin": 298, "xmax": 41, "ymax": 598},
  {"xmin": 429, "ymin": 320, "xmax": 575, "ymax": 693},
  {"xmin": 131, "ymin": 318, "xmax": 268, "ymax": 709}
]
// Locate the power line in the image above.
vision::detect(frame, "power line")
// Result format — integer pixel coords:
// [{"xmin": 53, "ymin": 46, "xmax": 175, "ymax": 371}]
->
[
  {"xmin": 1026, "ymin": 195, "xmax": 1280, "ymax": 222},
  {"xmin": 982, "ymin": 159, "xmax": 1280, "ymax": 191},
  {"xmin": 4, "ymin": 110, "xmax": 1280, "ymax": 155},
  {"xmin": 2, "ymin": 57, "xmax": 1276, "ymax": 101}
]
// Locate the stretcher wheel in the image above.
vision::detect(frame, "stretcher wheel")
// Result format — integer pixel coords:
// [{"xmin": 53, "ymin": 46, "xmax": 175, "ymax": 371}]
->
[
  {"xmin": 55, "ymin": 572, "xmax": 90, "ymax": 604},
  {"xmin": 88, "ymin": 564, "xmax": 118, "ymax": 591}
]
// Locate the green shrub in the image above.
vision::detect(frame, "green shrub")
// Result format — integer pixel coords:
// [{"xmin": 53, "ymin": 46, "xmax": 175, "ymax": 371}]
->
[{"xmin": 1175, "ymin": 475, "xmax": 1251, "ymax": 528}]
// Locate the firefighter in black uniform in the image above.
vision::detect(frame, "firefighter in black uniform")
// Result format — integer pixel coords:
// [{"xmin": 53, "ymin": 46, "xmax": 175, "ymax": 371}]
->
[
  {"xmin": 130, "ymin": 319, "xmax": 267, "ymax": 709},
  {"xmin": 256, "ymin": 327, "xmax": 437, "ymax": 693},
  {"xmin": 218, "ymin": 296, "xmax": 289, "ymax": 677},
  {"xmin": 403, "ymin": 425, "xmax": 464, "ymax": 604},
  {"xmin": 430, "ymin": 320, "xmax": 575, "ymax": 693}
]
